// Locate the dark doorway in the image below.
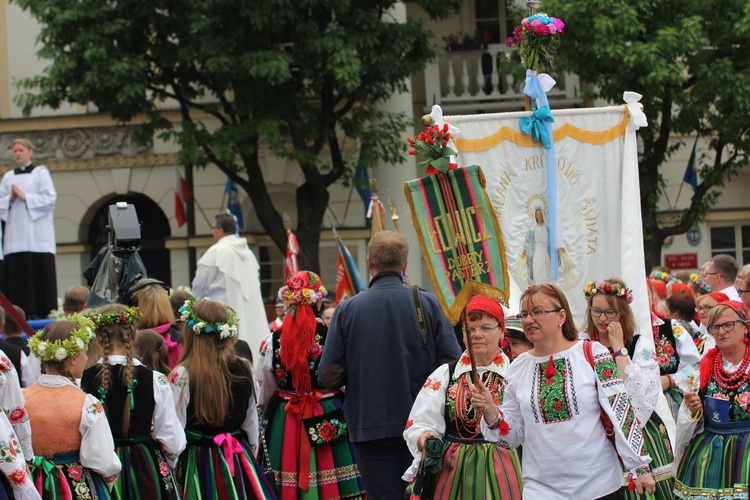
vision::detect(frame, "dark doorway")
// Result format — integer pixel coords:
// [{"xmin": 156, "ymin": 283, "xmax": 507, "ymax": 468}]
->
[{"xmin": 87, "ymin": 194, "xmax": 172, "ymax": 286}]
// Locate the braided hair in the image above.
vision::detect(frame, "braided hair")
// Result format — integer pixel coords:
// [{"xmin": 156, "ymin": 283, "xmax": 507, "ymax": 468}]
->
[{"xmin": 95, "ymin": 304, "xmax": 138, "ymax": 435}]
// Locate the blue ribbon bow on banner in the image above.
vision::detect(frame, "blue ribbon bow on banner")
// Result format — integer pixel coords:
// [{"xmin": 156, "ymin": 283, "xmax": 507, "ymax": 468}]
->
[{"xmin": 519, "ymin": 105, "xmax": 554, "ymax": 149}]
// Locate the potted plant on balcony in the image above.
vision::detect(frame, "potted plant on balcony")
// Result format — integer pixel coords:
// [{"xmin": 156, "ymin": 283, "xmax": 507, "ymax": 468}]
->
[{"xmin": 442, "ymin": 30, "xmax": 490, "ymax": 52}]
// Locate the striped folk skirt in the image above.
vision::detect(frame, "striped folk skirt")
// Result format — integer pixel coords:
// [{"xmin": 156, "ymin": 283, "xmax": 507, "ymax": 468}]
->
[
  {"xmin": 674, "ymin": 419, "xmax": 750, "ymax": 499},
  {"xmin": 623, "ymin": 413, "xmax": 674, "ymax": 499},
  {"xmin": 29, "ymin": 451, "xmax": 112, "ymax": 500},
  {"xmin": 112, "ymin": 435, "xmax": 180, "ymax": 499},
  {"xmin": 428, "ymin": 437, "xmax": 522, "ymax": 500},
  {"xmin": 264, "ymin": 392, "xmax": 365, "ymax": 499},
  {"xmin": 179, "ymin": 429, "xmax": 276, "ymax": 500}
]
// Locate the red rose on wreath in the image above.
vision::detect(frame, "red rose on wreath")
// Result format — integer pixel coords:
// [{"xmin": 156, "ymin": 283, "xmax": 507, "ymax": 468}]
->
[
  {"xmin": 7, "ymin": 469, "xmax": 27, "ymax": 485},
  {"xmin": 68, "ymin": 465, "xmax": 83, "ymax": 481},
  {"xmin": 318, "ymin": 422, "xmax": 337, "ymax": 442}
]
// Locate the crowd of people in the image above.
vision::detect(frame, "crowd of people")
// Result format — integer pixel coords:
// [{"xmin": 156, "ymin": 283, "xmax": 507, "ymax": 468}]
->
[{"xmin": 0, "ymin": 217, "xmax": 745, "ymax": 499}]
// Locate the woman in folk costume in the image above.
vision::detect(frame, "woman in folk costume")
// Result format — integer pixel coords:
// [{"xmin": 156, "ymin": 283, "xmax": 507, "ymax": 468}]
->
[
  {"xmin": 475, "ymin": 284, "xmax": 655, "ymax": 499},
  {"xmin": 650, "ymin": 296, "xmax": 701, "ymax": 420},
  {"xmin": 80, "ymin": 304, "xmax": 185, "ymax": 499},
  {"xmin": 674, "ymin": 300, "xmax": 750, "ymax": 498},
  {"xmin": 257, "ymin": 271, "xmax": 364, "ymax": 499},
  {"xmin": 169, "ymin": 298, "xmax": 275, "ymax": 499},
  {"xmin": 24, "ymin": 315, "xmax": 122, "ymax": 499},
  {"xmin": 582, "ymin": 279, "xmax": 674, "ymax": 498},
  {"xmin": 402, "ymin": 295, "xmax": 522, "ymax": 499},
  {"xmin": 0, "ymin": 348, "xmax": 39, "ymax": 500}
]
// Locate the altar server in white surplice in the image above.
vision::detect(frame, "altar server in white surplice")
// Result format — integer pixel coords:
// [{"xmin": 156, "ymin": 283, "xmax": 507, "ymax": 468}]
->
[{"xmin": 0, "ymin": 139, "xmax": 57, "ymax": 318}]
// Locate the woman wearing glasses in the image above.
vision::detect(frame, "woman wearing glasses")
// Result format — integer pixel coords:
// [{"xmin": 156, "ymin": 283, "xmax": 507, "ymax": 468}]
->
[
  {"xmin": 674, "ymin": 300, "xmax": 750, "ymax": 498},
  {"xmin": 402, "ymin": 295, "xmax": 522, "ymax": 499},
  {"xmin": 694, "ymin": 292, "xmax": 729, "ymax": 353},
  {"xmin": 475, "ymin": 284, "xmax": 654, "ymax": 499},
  {"xmin": 582, "ymin": 279, "xmax": 673, "ymax": 499}
]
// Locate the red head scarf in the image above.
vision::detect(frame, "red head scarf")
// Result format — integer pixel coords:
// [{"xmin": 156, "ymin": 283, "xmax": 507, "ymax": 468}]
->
[{"xmin": 698, "ymin": 300, "xmax": 750, "ymax": 391}]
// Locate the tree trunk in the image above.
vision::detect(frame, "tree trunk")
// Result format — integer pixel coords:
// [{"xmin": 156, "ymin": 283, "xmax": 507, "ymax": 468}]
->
[
  {"xmin": 294, "ymin": 180, "xmax": 330, "ymax": 274},
  {"xmin": 643, "ymin": 233, "xmax": 665, "ymax": 274}
]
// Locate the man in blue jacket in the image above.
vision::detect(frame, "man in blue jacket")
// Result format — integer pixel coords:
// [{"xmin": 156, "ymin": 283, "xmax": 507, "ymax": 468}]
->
[{"xmin": 320, "ymin": 231, "xmax": 462, "ymax": 499}]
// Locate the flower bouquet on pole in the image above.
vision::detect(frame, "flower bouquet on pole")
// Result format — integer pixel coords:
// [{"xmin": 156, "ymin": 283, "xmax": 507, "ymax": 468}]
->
[
  {"xmin": 407, "ymin": 124, "xmax": 457, "ymax": 175},
  {"xmin": 505, "ymin": 13, "xmax": 565, "ymax": 74}
]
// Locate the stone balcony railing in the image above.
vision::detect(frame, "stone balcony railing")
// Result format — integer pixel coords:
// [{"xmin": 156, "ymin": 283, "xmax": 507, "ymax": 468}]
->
[{"xmin": 423, "ymin": 44, "xmax": 582, "ymax": 114}]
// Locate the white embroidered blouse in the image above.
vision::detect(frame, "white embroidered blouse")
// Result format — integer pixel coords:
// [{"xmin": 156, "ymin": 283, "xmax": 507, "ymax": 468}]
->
[{"xmin": 481, "ymin": 341, "xmax": 651, "ymax": 499}]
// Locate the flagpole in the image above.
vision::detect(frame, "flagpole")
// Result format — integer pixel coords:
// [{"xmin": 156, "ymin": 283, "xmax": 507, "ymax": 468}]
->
[
  {"xmin": 388, "ymin": 191, "xmax": 401, "ymax": 233},
  {"xmin": 192, "ymin": 197, "xmax": 214, "ymax": 227},
  {"xmin": 328, "ymin": 216, "xmax": 356, "ymax": 299}
]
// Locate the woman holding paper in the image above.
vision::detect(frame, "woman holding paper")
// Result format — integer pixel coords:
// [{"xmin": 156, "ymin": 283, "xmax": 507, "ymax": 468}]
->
[{"xmin": 674, "ymin": 300, "xmax": 750, "ymax": 498}]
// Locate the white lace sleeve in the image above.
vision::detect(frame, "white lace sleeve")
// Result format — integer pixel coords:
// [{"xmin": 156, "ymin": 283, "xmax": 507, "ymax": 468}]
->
[{"xmin": 624, "ymin": 336, "xmax": 661, "ymax": 427}]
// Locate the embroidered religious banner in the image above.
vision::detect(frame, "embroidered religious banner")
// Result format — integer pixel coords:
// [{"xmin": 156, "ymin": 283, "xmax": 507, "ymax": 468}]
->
[
  {"xmin": 446, "ymin": 97, "xmax": 651, "ymax": 336},
  {"xmin": 404, "ymin": 165, "xmax": 509, "ymax": 324}
]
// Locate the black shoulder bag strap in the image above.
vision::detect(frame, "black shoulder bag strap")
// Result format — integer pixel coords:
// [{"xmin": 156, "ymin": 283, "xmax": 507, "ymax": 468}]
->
[{"xmin": 410, "ymin": 285, "xmax": 431, "ymax": 362}]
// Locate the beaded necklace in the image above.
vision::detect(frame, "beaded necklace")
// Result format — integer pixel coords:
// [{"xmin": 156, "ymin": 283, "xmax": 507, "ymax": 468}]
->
[
  {"xmin": 453, "ymin": 369, "xmax": 503, "ymax": 439},
  {"xmin": 713, "ymin": 345, "xmax": 750, "ymax": 391}
]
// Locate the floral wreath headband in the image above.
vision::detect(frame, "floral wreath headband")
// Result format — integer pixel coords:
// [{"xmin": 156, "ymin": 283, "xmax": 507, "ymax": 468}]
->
[
  {"xmin": 583, "ymin": 280, "xmax": 634, "ymax": 304},
  {"xmin": 278, "ymin": 271, "xmax": 327, "ymax": 317},
  {"xmin": 87, "ymin": 307, "xmax": 142, "ymax": 330},
  {"xmin": 179, "ymin": 298, "xmax": 239, "ymax": 339},
  {"xmin": 689, "ymin": 273, "xmax": 712, "ymax": 293},
  {"xmin": 653, "ymin": 271, "xmax": 681, "ymax": 284},
  {"xmin": 29, "ymin": 314, "xmax": 96, "ymax": 362}
]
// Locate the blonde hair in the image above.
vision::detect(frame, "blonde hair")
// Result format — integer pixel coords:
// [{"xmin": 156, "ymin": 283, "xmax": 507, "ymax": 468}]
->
[
  {"xmin": 10, "ymin": 139, "xmax": 33, "ymax": 150},
  {"xmin": 583, "ymin": 278, "xmax": 637, "ymax": 342},
  {"xmin": 173, "ymin": 299, "xmax": 248, "ymax": 426},
  {"xmin": 135, "ymin": 283, "xmax": 174, "ymax": 328}
]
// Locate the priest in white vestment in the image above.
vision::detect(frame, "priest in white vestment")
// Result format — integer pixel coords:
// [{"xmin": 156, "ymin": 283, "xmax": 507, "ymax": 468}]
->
[
  {"xmin": 0, "ymin": 139, "xmax": 57, "ymax": 318},
  {"xmin": 191, "ymin": 212, "xmax": 269, "ymax": 357}
]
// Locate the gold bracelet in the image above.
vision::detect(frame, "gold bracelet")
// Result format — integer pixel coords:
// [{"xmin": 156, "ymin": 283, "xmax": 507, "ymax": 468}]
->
[{"xmin": 688, "ymin": 406, "xmax": 703, "ymax": 422}]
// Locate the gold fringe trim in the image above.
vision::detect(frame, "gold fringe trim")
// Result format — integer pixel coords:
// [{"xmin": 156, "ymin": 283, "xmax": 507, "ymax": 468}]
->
[{"xmin": 453, "ymin": 109, "xmax": 629, "ymax": 152}]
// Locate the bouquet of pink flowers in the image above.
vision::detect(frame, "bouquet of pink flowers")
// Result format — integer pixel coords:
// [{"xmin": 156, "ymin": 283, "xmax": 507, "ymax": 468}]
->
[{"xmin": 506, "ymin": 13, "xmax": 565, "ymax": 73}]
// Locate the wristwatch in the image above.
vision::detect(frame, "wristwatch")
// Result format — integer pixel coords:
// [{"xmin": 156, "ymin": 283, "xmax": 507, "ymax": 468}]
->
[{"xmin": 611, "ymin": 347, "xmax": 628, "ymax": 359}]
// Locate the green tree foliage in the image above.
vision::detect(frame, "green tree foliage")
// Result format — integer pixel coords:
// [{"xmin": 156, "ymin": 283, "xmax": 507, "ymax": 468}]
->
[
  {"xmin": 546, "ymin": 0, "xmax": 750, "ymax": 268},
  {"xmin": 12, "ymin": 0, "xmax": 461, "ymax": 272}
]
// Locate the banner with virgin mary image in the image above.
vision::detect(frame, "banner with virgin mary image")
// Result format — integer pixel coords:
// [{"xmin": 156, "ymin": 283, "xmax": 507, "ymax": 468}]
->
[{"xmin": 447, "ymin": 97, "xmax": 651, "ymax": 336}]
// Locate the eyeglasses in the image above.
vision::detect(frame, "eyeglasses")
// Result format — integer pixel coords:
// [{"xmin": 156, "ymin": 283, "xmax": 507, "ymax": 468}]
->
[
  {"xmin": 708, "ymin": 320, "xmax": 745, "ymax": 335},
  {"xmin": 704, "ymin": 272, "xmax": 719, "ymax": 276},
  {"xmin": 466, "ymin": 324, "xmax": 500, "ymax": 335},
  {"xmin": 519, "ymin": 308, "xmax": 561, "ymax": 320},
  {"xmin": 696, "ymin": 305, "xmax": 715, "ymax": 313},
  {"xmin": 590, "ymin": 307, "xmax": 617, "ymax": 319},
  {"xmin": 738, "ymin": 289, "xmax": 750, "ymax": 294}
]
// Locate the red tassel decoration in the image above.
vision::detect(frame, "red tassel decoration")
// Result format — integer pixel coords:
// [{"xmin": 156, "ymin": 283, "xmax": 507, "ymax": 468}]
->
[
  {"xmin": 498, "ymin": 419, "xmax": 511, "ymax": 436},
  {"xmin": 627, "ymin": 473, "xmax": 635, "ymax": 491},
  {"xmin": 544, "ymin": 355, "xmax": 556, "ymax": 378}
]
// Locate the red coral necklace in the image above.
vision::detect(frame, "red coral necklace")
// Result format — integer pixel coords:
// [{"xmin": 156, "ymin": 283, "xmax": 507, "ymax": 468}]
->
[{"xmin": 713, "ymin": 346, "xmax": 750, "ymax": 391}]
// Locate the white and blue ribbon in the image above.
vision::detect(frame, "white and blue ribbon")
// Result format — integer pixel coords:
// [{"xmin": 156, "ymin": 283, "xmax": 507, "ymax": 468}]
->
[{"xmin": 521, "ymin": 70, "xmax": 562, "ymax": 281}]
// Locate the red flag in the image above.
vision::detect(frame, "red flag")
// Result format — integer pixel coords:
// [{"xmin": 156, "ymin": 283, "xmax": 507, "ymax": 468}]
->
[
  {"xmin": 173, "ymin": 167, "xmax": 192, "ymax": 228},
  {"xmin": 335, "ymin": 253, "xmax": 353, "ymax": 303}
]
